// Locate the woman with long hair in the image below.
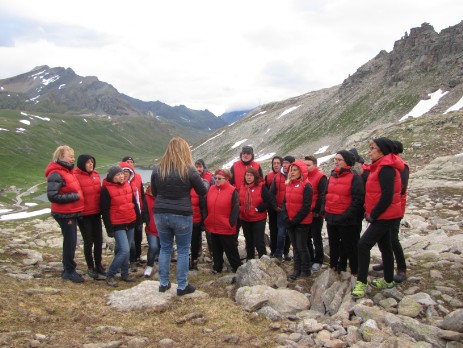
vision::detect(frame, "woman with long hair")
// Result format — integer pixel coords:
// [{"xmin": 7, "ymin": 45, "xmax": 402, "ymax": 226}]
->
[{"xmin": 151, "ymin": 137, "xmax": 208, "ymax": 296}]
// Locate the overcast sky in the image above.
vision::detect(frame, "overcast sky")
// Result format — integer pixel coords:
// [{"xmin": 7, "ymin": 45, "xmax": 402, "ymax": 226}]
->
[{"xmin": 0, "ymin": 1, "xmax": 462, "ymax": 116}]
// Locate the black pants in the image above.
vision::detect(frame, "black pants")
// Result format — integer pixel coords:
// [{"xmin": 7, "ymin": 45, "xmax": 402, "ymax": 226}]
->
[
  {"xmin": 357, "ymin": 219, "xmax": 397, "ymax": 283},
  {"xmin": 211, "ymin": 232, "xmax": 242, "ymax": 272},
  {"xmin": 307, "ymin": 216, "xmax": 324, "ymax": 264},
  {"xmin": 130, "ymin": 223, "xmax": 143, "ymax": 262},
  {"xmin": 77, "ymin": 214, "xmax": 103, "ymax": 269},
  {"xmin": 288, "ymin": 224, "xmax": 311, "ymax": 273},
  {"xmin": 327, "ymin": 223, "xmax": 358, "ymax": 274},
  {"xmin": 268, "ymin": 209, "xmax": 278, "ymax": 255},
  {"xmin": 391, "ymin": 218, "xmax": 406, "ymax": 272},
  {"xmin": 55, "ymin": 216, "xmax": 78, "ymax": 274},
  {"xmin": 242, "ymin": 219, "xmax": 267, "ymax": 259},
  {"xmin": 190, "ymin": 223, "xmax": 202, "ymax": 262}
]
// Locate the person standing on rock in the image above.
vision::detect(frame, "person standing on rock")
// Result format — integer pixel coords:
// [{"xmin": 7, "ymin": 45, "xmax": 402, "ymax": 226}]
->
[
  {"xmin": 45, "ymin": 145, "xmax": 85, "ymax": 283},
  {"xmin": 151, "ymin": 137, "xmax": 208, "ymax": 296},
  {"xmin": 371, "ymin": 140, "xmax": 409, "ymax": 283},
  {"xmin": 352, "ymin": 137, "xmax": 404, "ymax": 299},
  {"xmin": 321, "ymin": 151, "xmax": 364, "ymax": 275},
  {"xmin": 204, "ymin": 168, "xmax": 242, "ymax": 273},
  {"xmin": 282, "ymin": 160, "xmax": 313, "ymax": 280},
  {"xmin": 303, "ymin": 155, "xmax": 327, "ymax": 273},
  {"xmin": 74, "ymin": 154, "xmax": 106, "ymax": 279},
  {"xmin": 100, "ymin": 166, "xmax": 138, "ymax": 287},
  {"xmin": 141, "ymin": 184, "xmax": 160, "ymax": 278}
]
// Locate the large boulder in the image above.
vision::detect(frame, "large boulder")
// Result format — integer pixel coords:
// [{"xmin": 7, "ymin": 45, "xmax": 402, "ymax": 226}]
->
[{"xmin": 234, "ymin": 257, "xmax": 288, "ymax": 288}]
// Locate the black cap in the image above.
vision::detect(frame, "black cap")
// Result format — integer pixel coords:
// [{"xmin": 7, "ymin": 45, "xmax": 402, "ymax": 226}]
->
[
  {"xmin": 107, "ymin": 166, "xmax": 123, "ymax": 182},
  {"xmin": 282, "ymin": 155, "xmax": 295, "ymax": 163},
  {"xmin": 392, "ymin": 140, "xmax": 404, "ymax": 154},
  {"xmin": 122, "ymin": 156, "xmax": 134, "ymax": 162},
  {"xmin": 241, "ymin": 146, "xmax": 253, "ymax": 154},
  {"xmin": 349, "ymin": 148, "xmax": 364, "ymax": 164},
  {"xmin": 336, "ymin": 150, "xmax": 355, "ymax": 166},
  {"xmin": 77, "ymin": 154, "xmax": 95, "ymax": 172},
  {"xmin": 373, "ymin": 137, "xmax": 395, "ymax": 155}
]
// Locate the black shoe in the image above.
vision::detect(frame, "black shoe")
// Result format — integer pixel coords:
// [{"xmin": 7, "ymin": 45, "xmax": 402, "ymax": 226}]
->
[
  {"xmin": 136, "ymin": 258, "xmax": 147, "ymax": 266},
  {"xmin": 177, "ymin": 283, "xmax": 196, "ymax": 296},
  {"xmin": 288, "ymin": 271, "xmax": 301, "ymax": 280},
  {"xmin": 300, "ymin": 271, "xmax": 311, "ymax": 278},
  {"xmin": 159, "ymin": 281, "xmax": 171, "ymax": 293},
  {"xmin": 62, "ymin": 271, "xmax": 85, "ymax": 283},
  {"xmin": 284, "ymin": 254, "xmax": 292, "ymax": 261},
  {"xmin": 189, "ymin": 260, "xmax": 198, "ymax": 270},
  {"xmin": 95, "ymin": 264, "xmax": 107, "ymax": 276},
  {"xmin": 372, "ymin": 263, "xmax": 384, "ymax": 271},
  {"xmin": 120, "ymin": 274, "xmax": 135, "ymax": 282},
  {"xmin": 393, "ymin": 271, "xmax": 407, "ymax": 283},
  {"xmin": 87, "ymin": 268, "xmax": 99, "ymax": 279}
]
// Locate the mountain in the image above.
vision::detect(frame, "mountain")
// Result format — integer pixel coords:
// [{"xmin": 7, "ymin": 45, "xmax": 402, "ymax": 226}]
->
[
  {"xmin": 220, "ymin": 109, "xmax": 253, "ymax": 124},
  {"xmin": 191, "ymin": 21, "xmax": 463, "ymax": 172},
  {"xmin": 0, "ymin": 65, "xmax": 226, "ymax": 140}
]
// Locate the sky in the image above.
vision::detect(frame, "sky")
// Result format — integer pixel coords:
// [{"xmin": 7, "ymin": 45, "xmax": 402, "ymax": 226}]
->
[{"xmin": 0, "ymin": 1, "xmax": 462, "ymax": 116}]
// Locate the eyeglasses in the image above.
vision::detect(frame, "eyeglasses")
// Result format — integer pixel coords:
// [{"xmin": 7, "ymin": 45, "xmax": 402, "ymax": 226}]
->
[
  {"xmin": 215, "ymin": 177, "xmax": 226, "ymax": 181},
  {"xmin": 333, "ymin": 158, "xmax": 345, "ymax": 162},
  {"xmin": 369, "ymin": 146, "xmax": 379, "ymax": 151}
]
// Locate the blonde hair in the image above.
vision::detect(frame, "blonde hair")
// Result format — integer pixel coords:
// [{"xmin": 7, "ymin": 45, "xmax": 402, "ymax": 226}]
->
[
  {"xmin": 158, "ymin": 137, "xmax": 193, "ymax": 180},
  {"xmin": 52, "ymin": 145, "xmax": 74, "ymax": 162},
  {"xmin": 286, "ymin": 164, "xmax": 301, "ymax": 185}
]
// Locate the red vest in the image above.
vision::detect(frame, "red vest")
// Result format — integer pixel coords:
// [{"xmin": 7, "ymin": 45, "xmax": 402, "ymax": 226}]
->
[
  {"xmin": 274, "ymin": 172, "xmax": 287, "ymax": 208},
  {"xmin": 399, "ymin": 158, "xmax": 409, "ymax": 217},
  {"xmin": 73, "ymin": 167, "xmax": 101, "ymax": 215},
  {"xmin": 285, "ymin": 180, "xmax": 313, "ymax": 225},
  {"xmin": 202, "ymin": 170, "xmax": 214, "ymax": 185},
  {"xmin": 365, "ymin": 154, "xmax": 404, "ymax": 220},
  {"xmin": 104, "ymin": 181, "xmax": 137, "ymax": 225},
  {"xmin": 205, "ymin": 182, "xmax": 237, "ymax": 235},
  {"xmin": 144, "ymin": 193, "xmax": 158, "ymax": 236},
  {"xmin": 325, "ymin": 168, "xmax": 354, "ymax": 214},
  {"xmin": 45, "ymin": 162, "xmax": 84, "ymax": 214},
  {"xmin": 239, "ymin": 182, "xmax": 267, "ymax": 222},
  {"xmin": 190, "ymin": 187, "xmax": 203, "ymax": 224},
  {"xmin": 306, "ymin": 167, "xmax": 326, "ymax": 211},
  {"xmin": 233, "ymin": 160, "xmax": 261, "ymax": 189},
  {"xmin": 265, "ymin": 171, "xmax": 276, "ymax": 189}
]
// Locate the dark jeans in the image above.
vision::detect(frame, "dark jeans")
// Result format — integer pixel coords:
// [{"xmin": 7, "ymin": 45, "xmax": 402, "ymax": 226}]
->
[
  {"xmin": 327, "ymin": 223, "xmax": 358, "ymax": 274},
  {"xmin": 307, "ymin": 216, "xmax": 324, "ymax": 264},
  {"xmin": 77, "ymin": 214, "xmax": 103, "ymax": 269},
  {"xmin": 211, "ymin": 233, "xmax": 242, "ymax": 272},
  {"xmin": 357, "ymin": 219, "xmax": 398, "ymax": 283},
  {"xmin": 130, "ymin": 223, "xmax": 143, "ymax": 262},
  {"xmin": 391, "ymin": 218, "xmax": 407, "ymax": 272},
  {"xmin": 242, "ymin": 219, "xmax": 267, "ymax": 259},
  {"xmin": 275, "ymin": 211, "xmax": 292, "ymax": 256},
  {"xmin": 191, "ymin": 223, "xmax": 202, "ymax": 262},
  {"xmin": 55, "ymin": 216, "xmax": 78, "ymax": 274},
  {"xmin": 288, "ymin": 224, "xmax": 311, "ymax": 273},
  {"xmin": 268, "ymin": 209, "xmax": 278, "ymax": 255}
]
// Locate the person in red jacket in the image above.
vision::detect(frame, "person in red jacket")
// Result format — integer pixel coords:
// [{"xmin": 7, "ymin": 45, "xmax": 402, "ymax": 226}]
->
[
  {"xmin": 189, "ymin": 176, "xmax": 210, "ymax": 270},
  {"xmin": 322, "ymin": 151, "xmax": 364, "ymax": 275},
  {"xmin": 45, "ymin": 145, "xmax": 85, "ymax": 283},
  {"xmin": 239, "ymin": 167, "xmax": 277, "ymax": 260},
  {"xmin": 352, "ymin": 137, "xmax": 405, "ymax": 299},
  {"xmin": 141, "ymin": 184, "xmax": 160, "ymax": 278},
  {"xmin": 265, "ymin": 156, "xmax": 283, "ymax": 256},
  {"xmin": 204, "ymin": 169, "xmax": 242, "ymax": 273},
  {"xmin": 304, "ymin": 155, "xmax": 327, "ymax": 273},
  {"xmin": 100, "ymin": 166, "xmax": 138, "ymax": 287},
  {"xmin": 74, "ymin": 154, "xmax": 105, "ymax": 279},
  {"xmin": 282, "ymin": 160, "xmax": 313, "ymax": 280},
  {"xmin": 372, "ymin": 140, "xmax": 409, "ymax": 283}
]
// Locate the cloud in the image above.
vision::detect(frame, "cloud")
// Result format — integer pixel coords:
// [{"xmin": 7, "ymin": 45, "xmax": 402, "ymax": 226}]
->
[{"xmin": 0, "ymin": 0, "xmax": 462, "ymax": 115}]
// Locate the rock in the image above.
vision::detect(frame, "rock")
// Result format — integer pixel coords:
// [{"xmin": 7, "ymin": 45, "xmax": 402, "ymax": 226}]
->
[
  {"xmin": 352, "ymin": 303, "xmax": 388, "ymax": 325},
  {"xmin": 82, "ymin": 342, "xmax": 123, "ymax": 348},
  {"xmin": 234, "ymin": 257, "xmax": 288, "ymax": 288},
  {"xmin": 310, "ymin": 268, "xmax": 339, "ymax": 313},
  {"xmin": 257, "ymin": 306, "xmax": 284, "ymax": 321},
  {"xmin": 158, "ymin": 338, "xmax": 175, "ymax": 346},
  {"xmin": 398, "ymin": 296, "xmax": 423, "ymax": 318},
  {"xmin": 302, "ymin": 318, "xmax": 324, "ymax": 333},
  {"xmin": 441, "ymin": 309, "xmax": 463, "ymax": 332},
  {"xmin": 390, "ymin": 315, "xmax": 447, "ymax": 347}
]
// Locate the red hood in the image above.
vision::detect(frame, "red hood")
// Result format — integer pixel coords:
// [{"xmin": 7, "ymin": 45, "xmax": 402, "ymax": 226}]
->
[{"xmin": 290, "ymin": 160, "xmax": 309, "ymax": 182}]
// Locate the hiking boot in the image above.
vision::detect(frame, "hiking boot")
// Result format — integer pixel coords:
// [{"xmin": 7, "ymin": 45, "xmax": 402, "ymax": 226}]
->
[
  {"xmin": 393, "ymin": 271, "xmax": 407, "ymax": 283},
  {"xmin": 62, "ymin": 272, "xmax": 85, "ymax": 283},
  {"xmin": 144, "ymin": 266, "xmax": 153, "ymax": 278},
  {"xmin": 96, "ymin": 264, "xmax": 107, "ymax": 276},
  {"xmin": 106, "ymin": 276, "xmax": 119, "ymax": 287},
  {"xmin": 288, "ymin": 270, "xmax": 301, "ymax": 280},
  {"xmin": 351, "ymin": 280, "xmax": 368, "ymax": 299},
  {"xmin": 311, "ymin": 263, "xmax": 322, "ymax": 273},
  {"xmin": 370, "ymin": 278, "xmax": 394, "ymax": 290},
  {"xmin": 129, "ymin": 262, "xmax": 138, "ymax": 272},
  {"xmin": 177, "ymin": 283, "xmax": 196, "ymax": 296},
  {"xmin": 189, "ymin": 260, "xmax": 198, "ymax": 271},
  {"xmin": 284, "ymin": 254, "xmax": 292, "ymax": 261},
  {"xmin": 87, "ymin": 268, "xmax": 99, "ymax": 279},
  {"xmin": 121, "ymin": 274, "xmax": 135, "ymax": 282},
  {"xmin": 159, "ymin": 281, "xmax": 171, "ymax": 293},
  {"xmin": 372, "ymin": 263, "xmax": 384, "ymax": 271}
]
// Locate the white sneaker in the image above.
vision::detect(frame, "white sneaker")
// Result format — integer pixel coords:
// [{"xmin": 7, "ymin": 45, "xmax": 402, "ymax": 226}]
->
[
  {"xmin": 144, "ymin": 266, "xmax": 153, "ymax": 278},
  {"xmin": 311, "ymin": 263, "xmax": 322, "ymax": 273}
]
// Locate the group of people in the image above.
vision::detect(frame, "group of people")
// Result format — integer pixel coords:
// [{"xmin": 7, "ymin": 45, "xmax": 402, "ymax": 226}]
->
[{"xmin": 45, "ymin": 135, "xmax": 409, "ymax": 299}]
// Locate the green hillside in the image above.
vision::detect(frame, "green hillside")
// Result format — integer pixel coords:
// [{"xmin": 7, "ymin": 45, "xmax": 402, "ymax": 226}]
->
[{"xmin": 0, "ymin": 110, "xmax": 170, "ymax": 189}]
